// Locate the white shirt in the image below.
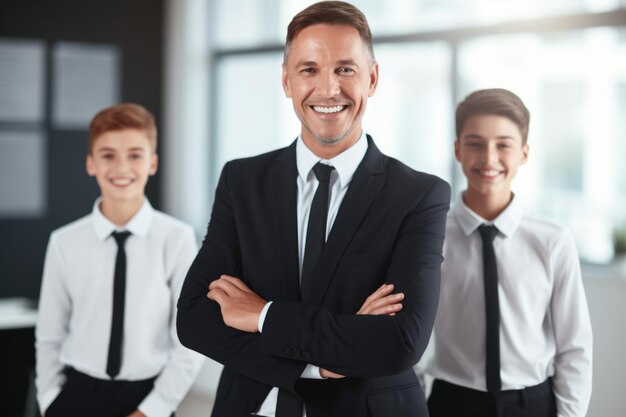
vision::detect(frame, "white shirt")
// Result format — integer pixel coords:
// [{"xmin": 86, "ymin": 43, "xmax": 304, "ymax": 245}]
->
[
  {"xmin": 427, "ymin": 195, "xmax": 593, "ymax": 417},
  {"xmin": 36, "ymin": 198, "xmax": 204, "ymax": 417},
  {"xmin": 256, "ymin": 133, "xmax": 368, "ymax": 417}
]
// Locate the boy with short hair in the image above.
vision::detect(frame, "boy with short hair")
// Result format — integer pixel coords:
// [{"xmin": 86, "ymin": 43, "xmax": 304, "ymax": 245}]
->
[
  {"xmin": 427, "ymin": 89, "xmax": 592, "ymax": 417},
  {"xmin": 36, "ymin": 103, "xmax": 204, "ymax": 417}
]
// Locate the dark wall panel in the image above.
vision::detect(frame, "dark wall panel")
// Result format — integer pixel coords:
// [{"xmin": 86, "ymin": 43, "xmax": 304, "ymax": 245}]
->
[{"xmin": 0, "ymin": 0, "xmax": 165, "ymax": 300}]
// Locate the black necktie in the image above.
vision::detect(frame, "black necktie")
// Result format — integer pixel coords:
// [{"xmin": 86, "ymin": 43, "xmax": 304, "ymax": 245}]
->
[
  {"xmin": 300, "ymin": 162, "xmax": 334, "ymax": 301},
  {"xmin": 107, "ymin": 231, "xmax": 131, "ymax": 379},
  {"xmin": 478, "ymin": 224, "xmax": 501, "ymax": 394}
]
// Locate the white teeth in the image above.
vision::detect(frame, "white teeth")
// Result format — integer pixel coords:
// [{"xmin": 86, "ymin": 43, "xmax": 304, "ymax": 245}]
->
[
  {"xmin": 313, "ymin": 105, "xmax": 344, "ymax": 114},
  {"xmin": 111, "ymin": 178, "xmax": 132, "ymax": 186},
  {"xmin": 480, "ymin": 170, "xmax": 500, "ymax": 177}
]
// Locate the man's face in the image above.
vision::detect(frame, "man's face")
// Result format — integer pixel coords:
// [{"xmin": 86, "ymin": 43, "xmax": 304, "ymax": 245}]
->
[
  {"xmin": 282, "ymin": 24, "xmax": 378, "ymax": 157},
  {"xmin": 86, "ymin": 129, "xmax": 158, "ymax": 206},
  {"xmin": 455, "ymin": 114, "xmax": 528, "ymax": 201}
]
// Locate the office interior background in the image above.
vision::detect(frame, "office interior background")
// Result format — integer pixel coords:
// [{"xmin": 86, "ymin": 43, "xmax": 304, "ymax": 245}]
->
[{"xmin": 0, "ymin": 0, "xmax": 625, "ymax": 416}]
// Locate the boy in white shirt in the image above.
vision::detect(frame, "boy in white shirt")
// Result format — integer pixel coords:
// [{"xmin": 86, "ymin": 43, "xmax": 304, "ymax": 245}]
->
[
  {"xmin": 36, "ymin": 103, "xmax": 204, "ymax": 417},
  {"xmin": 427, "ymin": 88, "xmax": 592, "ymax": 417}
]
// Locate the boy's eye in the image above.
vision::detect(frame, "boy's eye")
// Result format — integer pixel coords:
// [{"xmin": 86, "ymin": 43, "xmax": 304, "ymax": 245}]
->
[
  {"xmin": 130, "ymin": 153, "xmax": 143, "ymax": 160},
  {"xmin": 102, "ymin": 154, "xmax": 114, "ymax": 159}
]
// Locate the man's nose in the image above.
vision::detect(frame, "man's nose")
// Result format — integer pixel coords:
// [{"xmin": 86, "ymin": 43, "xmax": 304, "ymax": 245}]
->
[{"xmin": 318, "ymin": 70, "xmax": 341, "ymax": 98}]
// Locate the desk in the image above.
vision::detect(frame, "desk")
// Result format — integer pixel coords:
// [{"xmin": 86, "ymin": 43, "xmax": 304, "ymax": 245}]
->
[{"xmin": 0, "ymin": 297, "xmax": 39, "ymax": 417}]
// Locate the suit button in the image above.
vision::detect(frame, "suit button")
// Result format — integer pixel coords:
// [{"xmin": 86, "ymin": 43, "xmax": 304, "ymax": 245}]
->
[
  {"xmin": 247, "ymin": 399, "xmax": 259, "ymax": 411},
  {"xmin": 302, "ymin": 350, "xmax": 312, "ymax": 360}
]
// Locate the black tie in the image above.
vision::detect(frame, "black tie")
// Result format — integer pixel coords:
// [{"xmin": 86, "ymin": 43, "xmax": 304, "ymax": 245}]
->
[
  {"xmin": 300, "ymin": 162, "xmax": 334, "ymax": 301},
  {"xmin": 107, "ymin": 231, "xmax": 131, "ymax": 379},
  {"xmin": 478, "ymin": 224, "xmax": 501, "ymax": 394}
]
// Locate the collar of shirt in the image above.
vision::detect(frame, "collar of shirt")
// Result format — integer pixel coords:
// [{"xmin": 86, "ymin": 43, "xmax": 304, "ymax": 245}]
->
[
  {"xmin": 90, "ymin": 197, "xmax": 154, "ymax": 240},
  {"xmin": 295, "ymin": 131, "xmax": 368, "ymax": 189},
  {"xmin": 452, "ymin": 192, "xmax": 524, "ymax": 238}
]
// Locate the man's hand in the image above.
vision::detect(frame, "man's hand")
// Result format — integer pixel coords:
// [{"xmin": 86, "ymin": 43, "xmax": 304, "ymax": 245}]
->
[
  {"xmin": 126, "ymin": 411, "xmax": 147, "ymax": 417},
  {"xmin": 357, "ymin": 283, "xmax": 404, "ymax": 316},
  {"xmin": 207, "ymin": 275, "xmax": 267, "ymax": 333},
  {"xmin": 321, "ymin": 283, "xmax": 404, "ymax": 379}
]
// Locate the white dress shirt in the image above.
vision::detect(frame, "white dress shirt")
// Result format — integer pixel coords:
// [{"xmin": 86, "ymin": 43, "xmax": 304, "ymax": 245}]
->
[
  {"xmin": 36, "ymin": 198, "xmax": 204, "ymax": 417},
  {"xmin": 427, "ymin": 195, "xmax": 593, "ymax": 417},
  {"xmin": 256, "ymin": 133, "xmax": 368, "ymax": 417}
]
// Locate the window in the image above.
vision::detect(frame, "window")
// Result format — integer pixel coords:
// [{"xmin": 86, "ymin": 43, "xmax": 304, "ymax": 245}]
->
[{"xmin": 209, "ymin": 1, "xmax": 626, "ymax": 264}]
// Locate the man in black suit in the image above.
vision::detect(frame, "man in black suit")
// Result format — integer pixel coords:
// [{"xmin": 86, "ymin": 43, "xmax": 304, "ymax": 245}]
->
[{"xmin": 177, "ymin": 2, "xmax": 451, "ymax": 416}]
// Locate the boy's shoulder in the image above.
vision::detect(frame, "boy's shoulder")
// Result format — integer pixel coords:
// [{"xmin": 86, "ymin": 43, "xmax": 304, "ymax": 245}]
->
[
  {"xmin": 149, "ymin": 209, "xmax": 195, "ymax": 238},
  {"xmin": 49, "ymin": 213, "xmax": 94, "ymax": 244},
  {"xmin": 520, "ymin": 208, "xmax": 568, "ymax": 238}
]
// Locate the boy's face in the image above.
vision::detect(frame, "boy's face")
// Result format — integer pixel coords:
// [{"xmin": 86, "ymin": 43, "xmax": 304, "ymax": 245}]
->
[
  {"xmin": 86, "ymin": 129, "xmax": 157, "ymax": 205},
  {"xmin": 455, "ymin": 114, "xmax": 528, "ymax": 200}
]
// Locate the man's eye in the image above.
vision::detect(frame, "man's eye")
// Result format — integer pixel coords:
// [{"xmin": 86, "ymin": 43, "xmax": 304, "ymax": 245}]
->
[
  {"xmin": 337, "ymin": 67, "xmax": 354, "ymax": 74},
  {"xmin": 301, "ymin": 67, "xmax": 316, "ymax": 74}
]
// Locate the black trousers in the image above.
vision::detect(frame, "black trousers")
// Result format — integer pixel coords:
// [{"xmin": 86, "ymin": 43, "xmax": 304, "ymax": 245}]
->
[
  {"xmin": 427, "ymin": 379, "xmax": 556, "ymax": 417},
  {"xmin": 45, "ymin": 368, "xmax": 174, "ymax": 417}
]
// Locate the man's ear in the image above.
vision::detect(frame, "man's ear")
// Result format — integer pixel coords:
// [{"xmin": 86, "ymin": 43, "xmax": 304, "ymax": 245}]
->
[
  {"xmin": 368, "ymin": 61, "xmax": 379, "ymax": 97},
  {"xmin": 282, "ymin": 63, "xmax": 292, "ymax": 98}
]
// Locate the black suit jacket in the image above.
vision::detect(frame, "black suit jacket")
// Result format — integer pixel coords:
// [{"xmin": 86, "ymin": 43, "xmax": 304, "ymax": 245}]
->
[{"xmin": 177, "ymin": 136, "xmax": 451, "ymax": 417}]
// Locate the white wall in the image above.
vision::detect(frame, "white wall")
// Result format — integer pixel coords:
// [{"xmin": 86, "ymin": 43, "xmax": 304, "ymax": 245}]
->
[{"xmin": 583, "ymin": 269, "xmax": 626, "ymax": 417}]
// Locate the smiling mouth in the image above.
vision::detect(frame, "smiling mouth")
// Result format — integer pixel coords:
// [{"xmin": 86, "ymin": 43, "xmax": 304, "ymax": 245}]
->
[
  {"xmin": 311, "ymin": 105, "xmax": 347, "ymax": 114},
  {"xmin": 110, "ymin": 178, "xmax": 134, "ymax": 186},
  {"xmin": 476, "ymin": 168, "xmax": 502, "ymax": 178}
]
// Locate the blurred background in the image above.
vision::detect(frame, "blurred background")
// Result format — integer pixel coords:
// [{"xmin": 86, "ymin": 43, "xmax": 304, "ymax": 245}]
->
[{"xmin": 1, "ymin": 0, "xmax": 625, "ymax": 416}]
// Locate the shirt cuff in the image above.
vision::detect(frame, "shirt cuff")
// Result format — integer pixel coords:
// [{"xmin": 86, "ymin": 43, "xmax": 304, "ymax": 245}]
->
[
  {"xmin": 138, "ymin": 391, "xmax": 175, "ymax": 417},
  {"xmin": 301, "ymin": 364, "xmax": 324, "ymax": 379},
  {"xmin": 258, "ymin": 301, "xmax": 273, "ymax": 333}
]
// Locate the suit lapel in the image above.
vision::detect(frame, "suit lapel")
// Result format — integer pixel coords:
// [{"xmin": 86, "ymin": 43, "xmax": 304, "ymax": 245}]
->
[
  {"xmin": 303, "ymin": 136, "xmax": 386, "ymax": 304},
  {"xmin": 270, "ymin": 142, "xmax": 301, "ymax": 301}
]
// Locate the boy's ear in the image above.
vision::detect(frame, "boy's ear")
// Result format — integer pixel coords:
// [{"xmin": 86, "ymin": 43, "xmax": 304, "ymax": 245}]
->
[
  {"xmin": 454, "ymin": 140, "xmax": 461, "ymax": 162},
  {"xmin": 149, "ymin": 153, "xmax": 159, "ymax": 176},
  {"xmin": 86, "ymin": 154, "xmax": 96, "ymax": 176},
  {"xmin": 521, "ymin": 143, "xmax": 529, "ymax": 164}
]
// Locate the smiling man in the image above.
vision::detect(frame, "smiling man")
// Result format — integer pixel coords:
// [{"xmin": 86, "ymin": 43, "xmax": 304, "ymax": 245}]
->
[{"xmin": 177, "ymin": 2, "xmax": 451, "ymax": 417}]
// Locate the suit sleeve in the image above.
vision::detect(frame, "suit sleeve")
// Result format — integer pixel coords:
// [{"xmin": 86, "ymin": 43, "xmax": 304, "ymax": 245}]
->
[
  {"xmin": 260, "ymin": 178, "xmax": 451, "ymax": 377},
  {"xmin": 177, "ymin": 163, "xmax": 306, "ymax": 393}
]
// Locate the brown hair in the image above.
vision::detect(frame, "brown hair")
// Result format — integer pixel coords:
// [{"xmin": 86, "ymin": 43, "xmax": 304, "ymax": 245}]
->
[
  {"xmin": 455, "ymin": 88, "xmax": 530, "ymax": 144},
  {"xmin": 88, "ymin": 103, "xmax": 157, "ymax": 153},
  {"xmin": 285, "ymin": 1, "xmax": 375, "ymax": 63}
]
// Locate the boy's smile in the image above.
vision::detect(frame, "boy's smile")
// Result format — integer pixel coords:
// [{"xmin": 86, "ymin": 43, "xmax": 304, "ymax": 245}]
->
[
  {"xmin": 86, "ymin": 128, "xmax": 158, "ymax": 208},
  {"xmin": 455, "ymin": 114, "xmax": 528, "ymax": 206}
]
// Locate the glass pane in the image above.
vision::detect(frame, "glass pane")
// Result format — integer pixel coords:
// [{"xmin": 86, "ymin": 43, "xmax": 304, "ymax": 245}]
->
[
  {"xmin": 213, "ymin": 53, "xmax": 297, "ymax": 182},
  {"xmin": 366, "ymin": 42, "xmax": 453, "ymax": 182},
  {"xmin": 212, "ymin": 0, "xmax": 623, "ymax": 48},
  {"xmin": 458, "ymin": 27, "xmax": 626, "ymax": 263}
]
